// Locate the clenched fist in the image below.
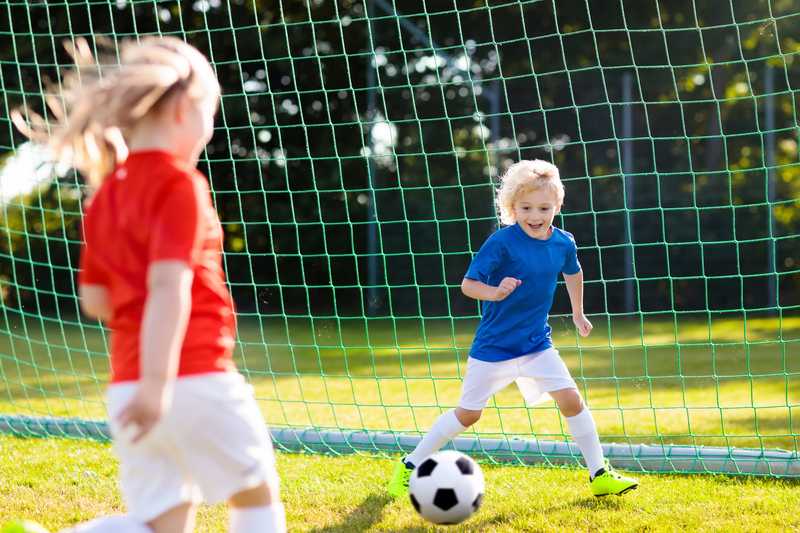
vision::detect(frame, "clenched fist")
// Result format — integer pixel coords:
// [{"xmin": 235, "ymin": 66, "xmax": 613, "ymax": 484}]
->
[
  {"xmin": 572, "ymin": 313, "xmax": 593, "ymax": 337},
  {"xmin": 493, "ymin": 277, "xmax": 522, "ymax": 301}
]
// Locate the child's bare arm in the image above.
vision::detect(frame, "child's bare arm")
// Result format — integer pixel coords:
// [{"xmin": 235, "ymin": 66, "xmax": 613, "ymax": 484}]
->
[
  {"xmin": 563, "ymin": 270, "xmax": 592, "ymax": 337},
  {"xmin": 461, "ymin": 277, "xmax": 521, "ymax": 302},
  {"xmin": 79, "ymin": 284, "xmax": 112, "ymax": 321}
]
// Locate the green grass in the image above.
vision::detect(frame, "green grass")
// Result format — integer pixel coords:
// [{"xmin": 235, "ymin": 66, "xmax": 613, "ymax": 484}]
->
[
  {"xmin": 2, "ymin": 312, "xmax": 799, "ymax": 457},
  {"xmin": 1, "ymin": 435, "xmax": 800, "ymax": 532}
]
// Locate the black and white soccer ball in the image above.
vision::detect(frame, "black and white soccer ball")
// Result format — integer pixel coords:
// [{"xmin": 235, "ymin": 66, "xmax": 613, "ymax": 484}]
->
[{"xmin": 408, "ymin": 450, "xmax": 485, "ymax": 525}]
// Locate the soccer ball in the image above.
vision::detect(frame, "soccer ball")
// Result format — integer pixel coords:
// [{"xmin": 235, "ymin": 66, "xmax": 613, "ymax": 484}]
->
[{"xmin": 408, "ymin": 450, "xmax": 485, "ymax": 525}]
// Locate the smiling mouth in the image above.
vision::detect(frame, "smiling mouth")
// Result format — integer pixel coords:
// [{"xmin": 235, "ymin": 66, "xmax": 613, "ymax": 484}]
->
[{"xmin": 527, "ymin": 222, "xmax": 545, "ymax": 231}]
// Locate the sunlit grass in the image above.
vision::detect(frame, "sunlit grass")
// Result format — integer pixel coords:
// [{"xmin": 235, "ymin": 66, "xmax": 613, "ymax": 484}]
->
[
  {"xmin": 2, "ymin": 435, "xmax": 800, "ymax": 532},
  {"xmin": 2, "ymin": 312, "xmax": 799, "ymax": 453}
]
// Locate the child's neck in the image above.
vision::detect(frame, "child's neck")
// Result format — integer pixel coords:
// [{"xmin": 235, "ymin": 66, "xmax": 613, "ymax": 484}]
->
[{"xmin": 127, "ymin": 122, "xmax": 197, "ymax": 166}]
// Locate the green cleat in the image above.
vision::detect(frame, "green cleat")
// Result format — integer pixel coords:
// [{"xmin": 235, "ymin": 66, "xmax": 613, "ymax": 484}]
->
[
  {"xmin": 1, "ymin": 521, "xmax": 50, "ymax": 533},
  {"xmin": 387, "ymin": 457, "xmax": 414, "ymax": 498},
  {"xmin": 590, "ymin": 460, "xmax": 639, "ymax": 497}
]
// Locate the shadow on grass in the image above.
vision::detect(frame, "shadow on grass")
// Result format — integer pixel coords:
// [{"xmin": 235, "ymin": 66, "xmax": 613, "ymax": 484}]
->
[
  {"xmin": 387, "ymin": 511, "xmax": 524, "ymax": 533},
  {"xmin": 308, "ymin": 493, "xmax": 393, "ymax": 533},
  {"xmin": 542, "ymin": 495, "xmax": 625, "ymax": 514}
]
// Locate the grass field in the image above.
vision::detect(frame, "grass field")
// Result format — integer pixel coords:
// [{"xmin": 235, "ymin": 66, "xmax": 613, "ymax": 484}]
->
[
  {"xmin": 2, "ymin": 434, "xmax": 800, "ymax": 532},
  {"xmin": 2, "ymin": 312, "xmax": 799, "ymax": 454},
  {"xmin": 2, "ymin": 312, "xmax": 800, "ymax": 530}
]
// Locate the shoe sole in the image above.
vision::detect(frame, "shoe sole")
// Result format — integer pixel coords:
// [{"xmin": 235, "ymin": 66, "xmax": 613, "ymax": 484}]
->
[{"xmin": 593, "ymin": 483, "xmax": 638, "ymax": 497}]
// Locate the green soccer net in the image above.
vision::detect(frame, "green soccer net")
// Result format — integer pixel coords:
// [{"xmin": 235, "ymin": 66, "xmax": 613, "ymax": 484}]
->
[{"xmin": 1, "ymin": 0, "xmax": 799, "ymax": 476}]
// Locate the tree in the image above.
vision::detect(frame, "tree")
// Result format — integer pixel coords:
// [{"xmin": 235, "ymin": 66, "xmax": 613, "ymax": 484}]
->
[{"xmin": 1, "ymin": 0, "xmax": 797, "ymax": 316}]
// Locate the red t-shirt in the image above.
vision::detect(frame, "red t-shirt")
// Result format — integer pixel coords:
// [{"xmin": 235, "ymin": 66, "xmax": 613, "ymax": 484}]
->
[{"xmin": 79, "ymin": 150, "xmax": 236, "ymax": 383}]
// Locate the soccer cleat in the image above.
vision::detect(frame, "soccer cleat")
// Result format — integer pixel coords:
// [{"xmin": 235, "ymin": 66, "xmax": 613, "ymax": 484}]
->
[
  {"xmin": 387, "ymin": 457, "xmax": 415, "ymax": 498},
  {"xmin": 1, "ymin": 520, "xmax": 50, "ymax": 533},
  {"xmin": 590, "ymin": 460, "xmax": 639, "ymax": 497}
]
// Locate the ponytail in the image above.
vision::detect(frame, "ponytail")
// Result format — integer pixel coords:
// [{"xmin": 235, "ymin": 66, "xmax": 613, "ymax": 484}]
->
[{"xmin": 12, "ymin": 36, "xmax": 217, "ymax": 189}]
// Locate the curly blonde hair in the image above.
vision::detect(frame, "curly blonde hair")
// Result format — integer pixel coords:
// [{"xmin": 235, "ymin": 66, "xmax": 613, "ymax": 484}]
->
[{"xmin": 495, "ymin": 159, "xmax": 564, "ymax": 225}]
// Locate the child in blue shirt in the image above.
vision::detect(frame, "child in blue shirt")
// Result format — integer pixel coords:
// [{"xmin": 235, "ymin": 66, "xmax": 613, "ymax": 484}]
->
[{"xmin": 388, "ymin": 159, "xmax": 638, "ymax": 497}]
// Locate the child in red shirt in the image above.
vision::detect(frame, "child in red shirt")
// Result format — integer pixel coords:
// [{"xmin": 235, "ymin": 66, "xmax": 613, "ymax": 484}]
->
[{"xmin": 14, "ymin": 37, "xmax": 284, "ymax": 533}]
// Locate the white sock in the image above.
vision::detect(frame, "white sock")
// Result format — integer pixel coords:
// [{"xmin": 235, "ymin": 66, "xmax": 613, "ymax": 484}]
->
[
  {"xmin": 405, "ymin": 410, "xmax": 467, "ymax": 467},
  {"xmin": 60, "ymin": 515, "xmax": 151, "ymax": 533},
  {"xmin": 229, "ymin": 504, "xmax": 286, "ymax": 533},
  {"xmin": 566, "ymin": 408, "xmax": 606, "ymax": 476}
]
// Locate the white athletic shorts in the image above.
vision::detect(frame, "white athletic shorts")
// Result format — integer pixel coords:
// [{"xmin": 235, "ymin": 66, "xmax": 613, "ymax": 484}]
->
[
  {"xmin": 106, "ymin": 372, "xmax": 279, "ymax": 523},
  {"xmin": 459, "ymin": 347, "xmax": 578, "ymax": 410}
]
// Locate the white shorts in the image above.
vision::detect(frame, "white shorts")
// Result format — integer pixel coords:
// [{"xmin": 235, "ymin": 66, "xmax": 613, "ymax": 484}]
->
[
  {"xmin": 459, "ymin": 347, "xmax": 578, "ymax": 410},
  {"xmin": 106, "ymin": 372, "xmax": 279, "ymax": 523}
]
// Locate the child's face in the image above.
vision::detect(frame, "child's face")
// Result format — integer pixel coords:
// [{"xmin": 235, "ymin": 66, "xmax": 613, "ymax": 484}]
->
[
  {"xmin": 512, "ymin": 187, "xmax": 561, "ymax": 239},
  {"xmin": 185, "ymin": 93, "xmax": 218, "ymax": 149},
  {"xmin": 173, "ymin": 91, "xmax": 218, "ymax": 163}
]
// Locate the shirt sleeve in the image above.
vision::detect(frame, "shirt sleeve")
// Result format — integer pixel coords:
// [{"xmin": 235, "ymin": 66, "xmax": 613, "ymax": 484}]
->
[
  {"xmin": 464, "ymin": 233, "xmax": 504, "ymax": 282},
  {"xmin": 562, "ymin": 233, "xmax": 582, "ymax": 275},
  {"xmin": 148, "ymin": 177, "xmax": 205, "ymax": 265},
  {"xmin": 78, "ymin": 242, "xmax": 109, "ymax": 286}
]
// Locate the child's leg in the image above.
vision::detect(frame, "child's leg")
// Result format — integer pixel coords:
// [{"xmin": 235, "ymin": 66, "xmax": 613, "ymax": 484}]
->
[
  {"xmin": 404, "ymin": 408, "xmax": 473, "ymax": 466},
  {"xmin": 516, "ymin": 349, "xmax": 605, "ymax": 477},
  {"xmin": 405, "ymin": 357, "xmax": 516, "ymax": 467},
  {"xmin": 389, "ymin": 408, "xmax": 475, "ymax": 497},
  {"xmin": 388, "ymin": 357, "xmax": 516, "ymax": 497},
  {"xmin": 454, "ymin": 407, "xmax": 483, "ymax": 427},
  {"xmin": 60, "ymin": 516, "xmax": 151, "ymax": 533},
  {"xmin": 551, "ymin": 387, "xmax": 639, "ymax": 495},
  {"xmin": 550, "ymin": 388, "xmax": 605, "ymax": 476},
  {"xmin": 228, "ymin": 482, "xmax": 286, "ymax": 533},
  {"xmin": 165, "ymin": 374, "xmax": 285, "ymax": 533},
  {"xmin": 103, "ymin": 388, "xmax": 198, "ymax": 533},
  {"xmin": 64, "ymin": 503, "xmax": 194, "ymax": 533},
  {"xmin": 147, "ymin": 503, "xmax": 196, "ymax": 533}
]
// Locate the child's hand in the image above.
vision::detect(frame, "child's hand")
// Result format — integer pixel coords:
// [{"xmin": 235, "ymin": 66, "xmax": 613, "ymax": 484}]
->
[
  {"xmin": 494, "ymin": 277, "xmax": 522, "ymax": 301},
  {"xmin": 115, "ymin": 380, "xmax": 173, "ymax": 444},
  {"xmin": 573, "ymin": 313, "xmax": 593, "ymax": 337}
]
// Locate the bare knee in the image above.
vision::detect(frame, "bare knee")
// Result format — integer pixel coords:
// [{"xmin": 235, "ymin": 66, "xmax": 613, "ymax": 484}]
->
[
  {"xmin": 454, "ymin": 407, "xmax": 482, "ymax": 427},
  {"xmin": 552, "ymin": 388, "xmax": 584, "ymax": 418},
  {"xmin": 229, "ymin": 481, "xmax": 280, "ymax": 508},
  {"xmin": 147, "ymin": 502, "xmax": 196, "ymax": 533}
]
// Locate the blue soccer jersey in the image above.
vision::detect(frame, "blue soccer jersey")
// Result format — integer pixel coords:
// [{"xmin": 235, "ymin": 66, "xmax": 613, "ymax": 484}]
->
[{"xmin": 463, "ymin": 224, "xmax": 581, "ymax": 362}]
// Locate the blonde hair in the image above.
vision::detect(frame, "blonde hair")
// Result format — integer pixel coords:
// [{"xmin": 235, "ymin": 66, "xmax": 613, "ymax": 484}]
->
[
  {"xmin": 495, "ymin": 159, "xmax": 564, "ymax": 225},
  {"xmin": 12, "ymin": 36, "xmax": 220, "ymax": 188}
]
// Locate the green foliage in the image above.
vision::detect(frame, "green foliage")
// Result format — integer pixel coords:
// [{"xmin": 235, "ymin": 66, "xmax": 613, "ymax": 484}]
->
[
  {"xmin": 0, "ymin": 0, "xmax": 797, "ymax": 315},
  {"xmin": 0, "ymin": 180, "xmax": 82, "ymax": 311}
]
